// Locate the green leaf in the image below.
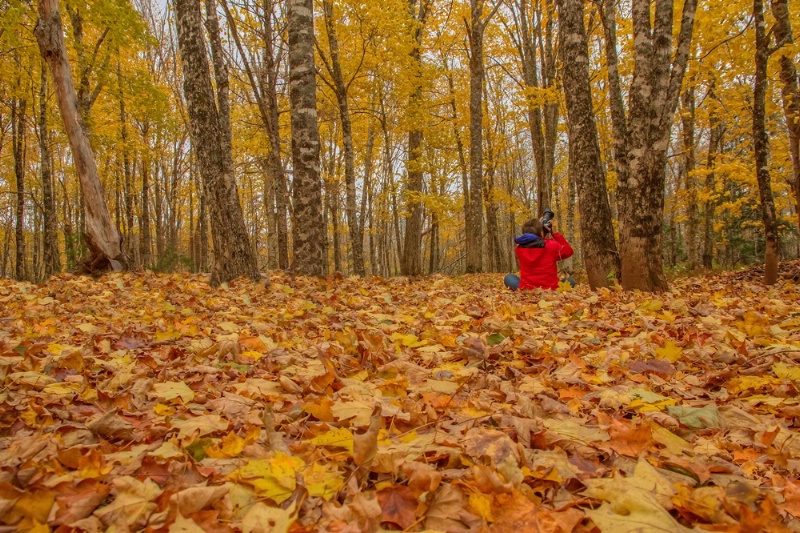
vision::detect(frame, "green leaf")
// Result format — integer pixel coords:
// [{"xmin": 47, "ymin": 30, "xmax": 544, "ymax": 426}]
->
[{"xmin": 486, "ymin": 333, "xmax": 506, "ymax": 346}]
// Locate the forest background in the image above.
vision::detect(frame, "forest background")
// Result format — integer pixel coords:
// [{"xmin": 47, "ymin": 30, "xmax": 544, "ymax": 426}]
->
[{"xmin": 1, "ymin": 0, "xmax": 799, "ymax": 288}]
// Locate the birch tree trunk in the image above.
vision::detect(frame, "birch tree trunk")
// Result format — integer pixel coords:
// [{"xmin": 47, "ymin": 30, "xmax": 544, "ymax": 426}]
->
[
  {"xmin": 35, "ymin": 0, "xmax": 125, "ymax": 273},
  {"xmin": 558, "ymin": 0, "xmax": 619, "ymax": 288},
  {"xmin": 174, "ymin": 0, "xmax": 259, "ymax": 285},
  {"xmin": 287, "ymin": 0, "xmax": 327, "ymax": 276},
  {"xmin": 753, "ymin": 0, "xmax": 780, "ymax": 285},
  {"xmin": 12, "ymin": 94, "xmax": 27, "ymax": 281},
  {"xmin": 39, "ymin": 65, "xmax": 61, "ymax": 278}
]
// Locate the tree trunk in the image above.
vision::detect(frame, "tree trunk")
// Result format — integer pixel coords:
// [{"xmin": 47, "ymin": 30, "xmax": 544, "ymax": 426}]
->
[
  {"xmin": 703, "ymin": 85, "xmax": 722, "ymax": 270},
  {"xmin": 681, "ymin": 86, "xmax": 698, "ymax": 268},
  {"xmin": 558, "ymin": 0, "xmax": 619, "ymax": 288},
  {"xmin": 220, "ymin": 0, "xmax": 289, "ymax": 269},
  {"xmin": 174, "ymin": 0, "xmax": 259, "ymax": 285},
  {"xmin": 287, "ymin": 0, "xmax": 327, "ymax": 276},
  {"xmin": 609, "ymin": 0, "xmax": 697, "ymax": 291},
  {"xmin": 39, "ymin": 65, "xmax": 60, "ymax": 278},
  {"xmin": 465, "ymin": 0, "xmax": 487, "ymax": 274},
  {"xmin": 35, "ymin": 0, "xmax": 125, "ymax": 273},
  {"xmin": 771, "ymin": 0, "xmax": 800, "ymax": 233},
  {"xmin": 401, "ymin": 0, "xmax": 429, "ymax": 277},
  {"xmin": 12, "ymin": 94, "xmax": 27, "ymax": 282},
  {"xmin": 322, "ymin": 0, "xmax": 365, "ymax": 276},
  {"xmin": 140, "ymin": 152, "xmax": 152, "ymax": 268},
  {"xmin": 118, "ymin": 61, "xmax": 137, "ymax": 269},
  {"xmin": 753, "ymin": 0, "xmax": 780, "ymax": 285}
]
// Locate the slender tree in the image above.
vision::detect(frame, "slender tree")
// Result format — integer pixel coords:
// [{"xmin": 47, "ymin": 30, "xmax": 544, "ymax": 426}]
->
[
  {"xmin": 465, "ymin": 0, "xmax": 500, "ymax": 273},
  {"xmin": 173, "ymin": 0, "xmax": 259, "ymax": 285},
  {"xmin": 39, "ymin": 64, "xmax": 60, "ymax": 278},
  {"xmin": 319, "ymin": 0, "xmax": 366, "ymax": 276},
  {"xmin": 401, "ymin": 0, "xmax": 430, "ymax": 276},
  {"xmin": 287, "ymin": 0, "xmax": 327, "ymax": 276},
  {"xmin": 35, "ymin": 0, "xmax": 125, "ymax": 273},
  {"xmin": 753, "ymin": 0, "xmax": 780, "ymax": 284},
  {"xmin": 558, "ymin": 0, "xmax": 619, "ymax": 288}
]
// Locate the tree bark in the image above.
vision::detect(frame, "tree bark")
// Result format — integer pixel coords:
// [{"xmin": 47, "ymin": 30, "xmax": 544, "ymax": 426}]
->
[
  {"xmin": 219, "ymin": 0, "xmax": 289, "ymax": 269},
  {"xmin": 681, "ymin": 86, "xmax": 698, "ymax": 268},
  {"xmin": 322, "ymin": 0, "xmax": 365, "ymax": 276},
  {"xmin": 401, "ymin": 0, "xmax": 429, "ymax": 277},
  {"xmin": 558, "ymin": 0, "xmax": 619, "ymax": 288},
  {"xmin": 703, "ymin": 88, "xmax": 722, "ymax": 270},
  {"xmin": 606, "ymin": 0, "xmax": 697, "ymax": 291},
  {"xmin": 140, "ymin": 147, "xmax": 152, "ymax": 268},
  {"xmin": 39, "ymin": 65, "xmax": 61, "ymax": 278},
  {"xmin": 35, "ymin": 0, "xmax": 125, "ymax": 273},
  {"xmin": 753, "ymin": 0, "xmax": 780, "ymax": 285},
  {"xmin": 770, "ymin": 0, "xmax": 800, "ymax": 232},
  {"xmin": 174, "ymin": 0, "xmax": 259, "ymax": 285},
  {"xmin": 465, "ymin": 0, "xmax": 488, "ymax": 274},
  {"xmin": 287, "ymin": 0, "xmax": 327, "ymax": 276},
  {"xmin": 12, "ymin": 93, "xmax": 27, "ymax": 282}
]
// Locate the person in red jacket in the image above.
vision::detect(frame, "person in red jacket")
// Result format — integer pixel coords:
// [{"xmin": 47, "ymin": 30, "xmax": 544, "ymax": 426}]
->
[{"xmin": 504, "ymin": 218, "xmax": 574, "ymax": 290}]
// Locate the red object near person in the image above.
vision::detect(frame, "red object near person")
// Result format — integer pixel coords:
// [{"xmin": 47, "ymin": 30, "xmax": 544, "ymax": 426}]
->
[{"xmin": 515, "ymin": 233, "xmax": 574, "ymax": 290}]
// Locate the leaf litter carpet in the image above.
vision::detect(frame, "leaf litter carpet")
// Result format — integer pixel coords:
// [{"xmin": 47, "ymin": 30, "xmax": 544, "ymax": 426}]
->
[{"xmin": 1, "ymin": 266, "xmax": 800, "ymax": 532}]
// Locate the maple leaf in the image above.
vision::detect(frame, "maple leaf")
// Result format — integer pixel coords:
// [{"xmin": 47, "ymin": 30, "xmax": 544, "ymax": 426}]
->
[{"xmin": 377, "ymin": 485, "xmax": 418, "ymax": 529}]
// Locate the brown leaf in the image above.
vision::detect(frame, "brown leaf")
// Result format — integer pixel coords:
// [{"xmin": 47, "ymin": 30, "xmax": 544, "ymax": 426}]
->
[
  {"xmin": 606, "ymin": 418, "xmax": 654, "ymax": 457},
  {"xmin": 353, "ymin": 403, "xmax": 381, "ymax": 468},
  {"xmin": 169, "ymin": 485, "xmax": 229, "ymax": 516},
  {"xmin": 425, "ymin": 483, "xmax": 480, "ymax": 532},
  {"xmin": 377, "ymin": 485, "xmax": 418, "ymax": 529},
  {"xmin": 51, "ymin": 479, "xmax": 111, "ymax": 525},
  {"xmin": 87, "ymin": 409, "xmax": 134, "ymax": 441}
]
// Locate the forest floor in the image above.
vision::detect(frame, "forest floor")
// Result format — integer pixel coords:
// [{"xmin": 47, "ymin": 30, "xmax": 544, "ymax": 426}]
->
[{"xmin": 1, "ymin": 263, "xmax": 800, "ymax": 532}]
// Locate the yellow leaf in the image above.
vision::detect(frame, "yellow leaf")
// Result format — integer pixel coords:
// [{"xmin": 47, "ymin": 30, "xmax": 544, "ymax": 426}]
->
[
  {"xmin": 155, "ymin": 329, "xmax": 181, "ymax": 342},
  {"xmin": 468, "ymin": 491, "xmax": 493, "ymax": 521},
  {"xmin": 303, "ymin": 462, "xmax": 345, "ymax": 500},
  {"xmin": 309, "ymin": 427, "xmax": 354, "ymax": 454},
  {"xmin": 655, "ymin": 340, "xmax": 683, "ymax": 362},
  {"xmin": 206, "ymin": 432, "xmax": 246, "ymax": 458},
  {"xmin": 773, "ymin": 362, "xmax": 800, "ymax": 381},
  {"xmin": 154, "ymin": 403, "xmax": 176, "ymax": 416},
  {"xmin": 231, "ymin": 454, "xmax": 305, "ymax": 504},
  {"xmin": 153, "ymin": 381, "xmax": 195, "ymax": 403}
]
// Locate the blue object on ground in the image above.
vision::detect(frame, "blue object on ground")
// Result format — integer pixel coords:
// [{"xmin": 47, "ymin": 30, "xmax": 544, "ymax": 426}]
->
[
  {"xmin": 561, "ymin": 277, "xmax": 576, "ymax": 288},
  {"xmin": 504, "ymin": 274, "xmax": 520, "ymax": 291}
]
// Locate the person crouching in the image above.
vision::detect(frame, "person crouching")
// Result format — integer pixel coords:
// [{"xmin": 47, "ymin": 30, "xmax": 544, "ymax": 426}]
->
[{"xmin": 504, "ymin": 218, "xmax": 574, "ymax": 291}]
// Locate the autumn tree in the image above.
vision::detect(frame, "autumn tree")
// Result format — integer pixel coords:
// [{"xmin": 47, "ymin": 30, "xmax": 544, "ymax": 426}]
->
[
  {"xmin": 752, "ymin": 0, "xmax": 780, "ymax": 284},
  {"xmin": 173, "ymin": 0, "xmax": 259, "ymax": 285},
  {"xmin": 39, "ymin": 64, "xmax": 60, "ymax": 278},
  {"xmin": 464, "ymin": 0, "xmax": 500, "ymax": 274},
  {"xmin": 601, "ymin": 0, "xmax": 698, "ymax": 291},
  {"xmin": 35, "ymin": 0, "xmax": 126, "ymax": 273},
  {"xmin": 770, "ymin": 0, "xmax": 800, "ymax": 232},
  {"xmin": 287, "ymin": 0, "xmax": 327, "ymax": 276},
  {"xmin": 401, "ymin": 0, "xmax": 430, "ymax": 277},
  {"xmin": 558, "ymin": 0, "xmax": 619, "ymax": 288},
  {"xmin": 318, "ymin": 0, "xmax": 366, "ymax": 276}
]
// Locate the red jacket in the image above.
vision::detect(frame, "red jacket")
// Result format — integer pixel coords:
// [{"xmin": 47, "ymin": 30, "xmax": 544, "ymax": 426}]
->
[{"xmin": 515, "ymin": 233, "xmax": 574, "ymax": 290}]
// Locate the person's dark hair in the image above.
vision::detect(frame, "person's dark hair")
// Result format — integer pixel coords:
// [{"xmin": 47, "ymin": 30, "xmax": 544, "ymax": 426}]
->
[{"xmin": 521, "ymin": 218, "xmax": 543, "ymax": 235}]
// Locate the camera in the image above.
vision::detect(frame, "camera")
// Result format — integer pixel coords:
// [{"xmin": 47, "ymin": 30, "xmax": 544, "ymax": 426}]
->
[{"xmin": 542, "ymin": 208, "xmax": 555, "ymax": 233}]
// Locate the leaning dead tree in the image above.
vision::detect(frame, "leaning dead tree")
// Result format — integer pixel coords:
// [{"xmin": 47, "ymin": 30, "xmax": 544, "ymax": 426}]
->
[{"xmin": 34, "ymin": 0, "xmax": 125, "ymax": 273}]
